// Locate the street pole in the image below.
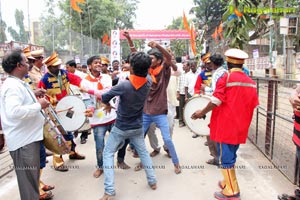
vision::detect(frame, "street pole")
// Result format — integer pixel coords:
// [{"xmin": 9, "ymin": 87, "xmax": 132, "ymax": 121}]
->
[
  {"xmin": 269, "ymin": 0, "xmax": 274, "ymax": 71},
  {"xmin": 27, "ymin": 0, "xmax": 31, "ymax": 43},
  {"xmin": 69, "ymin": 5, "xmax": 72, "ymax": 57}
]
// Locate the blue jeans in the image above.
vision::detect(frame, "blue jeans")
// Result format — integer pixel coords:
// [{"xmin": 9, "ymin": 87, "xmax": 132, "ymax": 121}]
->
[
  {"xmin": 143, "ymin": 113, "xmax": 179, "ymax": 165},
  {"xmin": 103, "ymin": 126, "xmax": 157, "ymax": 195},
  {"xmin": 93, "ymin": 124, "xmax": 113, "ymax": 168}
]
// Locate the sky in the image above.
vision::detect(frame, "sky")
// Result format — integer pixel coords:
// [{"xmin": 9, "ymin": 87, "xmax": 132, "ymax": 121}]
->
[{"xmin": 1, "ymin": 0, "xmax": 195, "ymax": 32}]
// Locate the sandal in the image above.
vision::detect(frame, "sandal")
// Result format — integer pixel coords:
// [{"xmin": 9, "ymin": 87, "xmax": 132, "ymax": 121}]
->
[
  {"xmin": 206, "ymin": 158, "xmax": 219, "ymax": 166},
  {"xmin": 40, "ymin": 191, "xmax": 54, "ymax": 200},
  {"xmin": 42, "ymin": 185, "xmax": 55, "ymax": 191},
  {"xmin": 134, "ymin": 163, "xmax": 143, "ymax": 171}
]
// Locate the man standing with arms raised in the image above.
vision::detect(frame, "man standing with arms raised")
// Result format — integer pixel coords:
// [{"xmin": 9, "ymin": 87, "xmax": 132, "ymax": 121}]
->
[{"xmin": 140, "ymin": 41, "xmax": 181, "ymax": 174}]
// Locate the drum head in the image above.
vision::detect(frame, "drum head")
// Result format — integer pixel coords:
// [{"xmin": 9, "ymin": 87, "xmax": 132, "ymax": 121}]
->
[
  {"xmin": 55, "ymin": 96, "xmax": 86, "ymax": 132},
  {"xmin": 183, "ymin": 96, "xmax": 211, "ymax": 136}
]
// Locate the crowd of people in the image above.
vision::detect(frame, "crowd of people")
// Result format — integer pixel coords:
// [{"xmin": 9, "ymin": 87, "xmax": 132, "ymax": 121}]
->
[{"xmin": 7, "ymin": 30, "xmax": 300, "ymax": 200}]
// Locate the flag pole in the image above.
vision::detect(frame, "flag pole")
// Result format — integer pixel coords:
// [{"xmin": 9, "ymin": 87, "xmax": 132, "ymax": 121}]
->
[{"xmin": 27, "ymin": 0, "xmax": 31, "ymax": 43}]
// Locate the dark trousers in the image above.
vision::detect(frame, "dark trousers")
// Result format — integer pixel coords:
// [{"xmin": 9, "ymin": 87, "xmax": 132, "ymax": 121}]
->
[
  {"xmin": 63, "ymin": 132, "xmax": 76, "ymax": 152},
  {"xmin": 80, "ymin": 131, "xmax": 89, "ymax": 140},
  {"xmin": 206, "ymin": 135, "xmax": 218, "ymax": 160},
  {"xmin": 10, "ymin": 141, "xmax": 40, "ymax": 200},
  {"xmin": 178, "ymin": 94, "xmax": 186, "ymax": 124}
]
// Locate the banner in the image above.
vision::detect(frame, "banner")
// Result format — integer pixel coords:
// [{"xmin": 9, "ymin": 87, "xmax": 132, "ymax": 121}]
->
[
  {"xmin": 110, "ymin": 30, "xmax": 120, "ymax": 64},
  {"xmin": 119, "ymin": 30, "xmax": 191, "ymax": 39}
]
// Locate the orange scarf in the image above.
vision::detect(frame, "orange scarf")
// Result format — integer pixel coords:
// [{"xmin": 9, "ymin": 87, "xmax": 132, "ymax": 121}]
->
[
  {"xmin": 148, "ymin": 65, "xmax": 163, "ymax": 84},
  {"xmin": 129, "ymin": 75, "xmax": 147, "ymax": 90},
  {"xmin": 85, "ymin": 74, "xmax": 103, "ymax": 90}
]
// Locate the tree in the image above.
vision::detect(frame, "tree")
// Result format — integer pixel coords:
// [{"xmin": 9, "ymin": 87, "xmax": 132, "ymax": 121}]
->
[
  {"xmin": 7, "ymin": 9, "xmax": 29, "ymax": 43},
  {"xmin": 222, "ymin": 0, "xmax": 300, "ymax": 49},
  {"xmin": 0, "ymin": 19, "xmax": 7, "ymax": 43},
  {"xmin": 59, "ymin": 0, "xmax": 137, "ymax": 39},
  {"xmin": 165, "ymin": 17, "xmax": 188, "ymax": 57},
  {"xmin": 191, "ymin": 0, "xmax": 227, "ymax": 38},
  {"xmin": 34, "ymin": 0, "xmax": 69, "ymax": 54}
]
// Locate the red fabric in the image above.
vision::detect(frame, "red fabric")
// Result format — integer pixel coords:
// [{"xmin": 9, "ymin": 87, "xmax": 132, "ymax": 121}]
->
[
  {"xmin": 295, "ymin": 118, "xmax": 300, "ymax": 131},
  {"xmin": 293, "ymin": 133, "xmax": 300, "ymax": 147},
  {"xmin": 67, "ymin": 72, "xmax": 82, "ymax": 87},
  {"xmin": 194, "ymin": 75, "xmax": 203, "ymax": 95},
  {"xmin": 210, "ymin": 71, "xmax": 259, "ymax": 144},
  {"xmin": 293, "ymin": 111, "xmax": 300, "ymax": 146}
]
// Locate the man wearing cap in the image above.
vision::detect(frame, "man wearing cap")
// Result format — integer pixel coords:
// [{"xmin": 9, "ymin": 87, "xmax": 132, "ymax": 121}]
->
[
  {"xmin": 38, "ymin": 52, "xmax": 86, "ymax": 172},
  {"xmin": 100, "ymin": 57, "xmax": 110, "ymax": 74},
  {"xmin": 191, "ymin": 48, "xmax": 259, "ymax": 199},
  {"xmin": 194, "ymin": 52, "xmax": 213, "ymax": 96},
  {"xmin": 30, "ymin": 49, "xmax": 46, "ymax": 89}
]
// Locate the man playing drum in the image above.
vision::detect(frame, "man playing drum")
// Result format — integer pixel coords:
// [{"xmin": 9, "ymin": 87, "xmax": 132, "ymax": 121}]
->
[
  {"xmin": 191, "ymin": 48, "xmax": 259, "ymax": 200},
  {"xmin": 38, "ymin": 52, "xmax": 85, "ymax": 172}
]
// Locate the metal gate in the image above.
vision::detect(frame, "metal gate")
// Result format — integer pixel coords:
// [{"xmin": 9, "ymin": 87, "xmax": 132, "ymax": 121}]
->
[{"xmin": 249, "ymin": 77, "xmax": 299, "ymax": 185}]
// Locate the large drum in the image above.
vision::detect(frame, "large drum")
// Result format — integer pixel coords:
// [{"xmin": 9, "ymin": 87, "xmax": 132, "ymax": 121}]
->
[
  {"xmin": 43, "ymin": 121, "xmax": 70, "ymax": 155},
  {"xmin": 55, "ymin": 96, "xmax": 87, "ymax": 132},
  {"xmin": 183, "ymin": 95, "xmax": 211, "ymax": 136},
  {"xmin": 43, "ymin": 107, "xmax": 70, "ymax": 154},
  {"xmin": 77, "ymin": 118, "xmax": 92, "ymax": 133}
]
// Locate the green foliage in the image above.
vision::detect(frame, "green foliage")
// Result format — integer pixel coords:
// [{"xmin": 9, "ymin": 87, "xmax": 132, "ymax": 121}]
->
[
  {"xmin": 166, "ymin": 17, "xmax": 188, "ymax": 57},
  {"xmin": 222, "ymin": 0, "xmax": 257, "ymax": 49},
  {"xmin": 0, "ymin": 19, "xmax": 7, "ymax": 43},
  {"xmin": 191, "ymin": 0, "xmax": 227, "ymax": 36},
  {"xmin": 166, "ymin": 17, "xmax": 184, "ymax": 30},
  {"xmin": 36, "ymin": 0, "xmax": 69, "ymax": 53},
  {"xmin": 7, "ymin": 9, "xmax": 29, "ymax": 43},
  {"xmin": 58, "ymin": 0, "xmax": 137, "ymax": 39}
]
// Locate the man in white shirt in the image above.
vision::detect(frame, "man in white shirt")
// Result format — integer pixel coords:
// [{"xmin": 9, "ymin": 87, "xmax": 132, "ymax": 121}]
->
[{"xmin": 0, "ymin": 49, "xmax": 49, "ymax": 200}]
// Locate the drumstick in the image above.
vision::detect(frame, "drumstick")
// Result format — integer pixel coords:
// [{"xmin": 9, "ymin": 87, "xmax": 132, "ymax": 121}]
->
[{"xmin": 56, "ymin": 107, "xmax": 74, "ymax": 113}]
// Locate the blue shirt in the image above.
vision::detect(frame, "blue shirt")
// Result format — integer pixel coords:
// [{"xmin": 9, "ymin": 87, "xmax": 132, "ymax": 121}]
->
[{"xmin": 101, "ymin": 76, "xmax": 152, "ymax": 131}]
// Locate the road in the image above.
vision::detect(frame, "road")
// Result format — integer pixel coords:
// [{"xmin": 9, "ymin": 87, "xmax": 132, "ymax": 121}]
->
[{"xmin": 0, "ymin": 122, "xmax": 296, "ymax": 200}]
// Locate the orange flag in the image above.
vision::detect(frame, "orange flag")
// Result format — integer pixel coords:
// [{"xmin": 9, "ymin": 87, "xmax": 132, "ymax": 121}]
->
[
  {"xmin": 183, "ymin": 11, "xmax": 191, "ymax": 34},
  {"xmin": 190, "ymin": 24, "xmax": 196, "ymax": 56},
  {"xmin": 106, "ymin": 37, "xmax": 111, "ymax": 47},
  {"xmin": 234, "ymin": 8, "xmax": 243, "ymax": 17},
  {"xmin": 211, "ymin": 27, "xmax": 218, "ymax": 43},
  {"xmin": 70, "ymin": 0, "xmax": 85, "ymax": 13},
  {"xmin": 217, "ymin": 22, "xmax": 223, "ymax": 40},
  {"xmin": 102, "ymin": 34, "xmax": 109, "ymax": 44}
]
